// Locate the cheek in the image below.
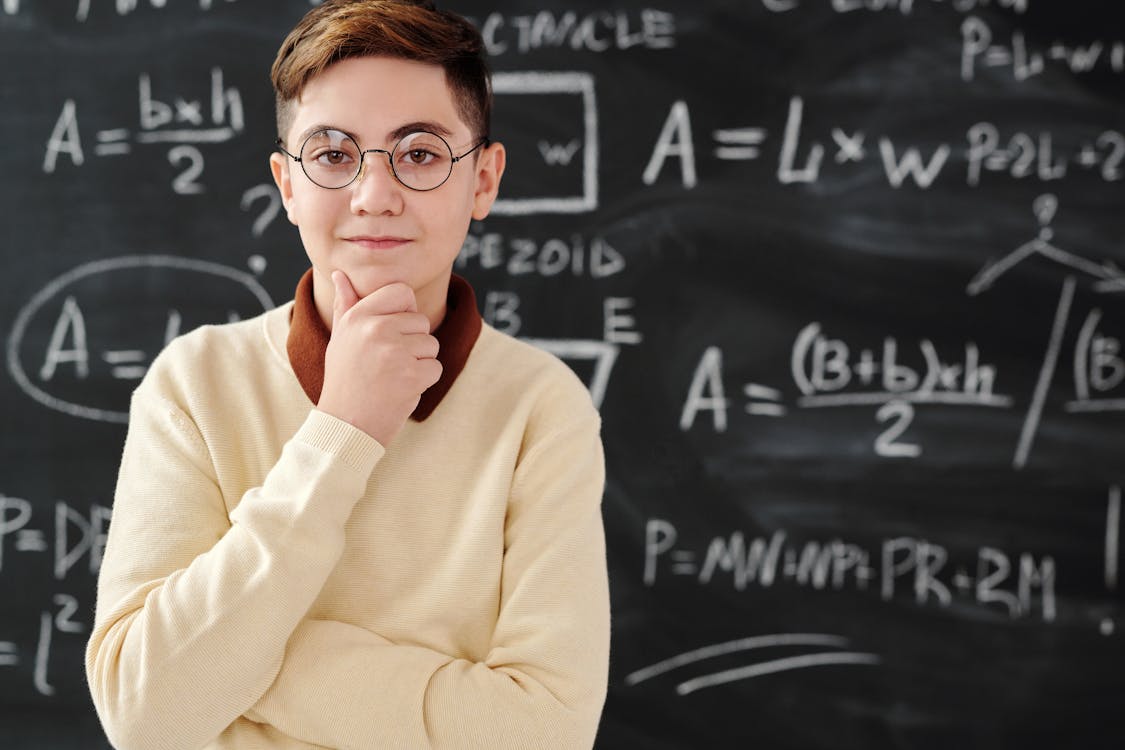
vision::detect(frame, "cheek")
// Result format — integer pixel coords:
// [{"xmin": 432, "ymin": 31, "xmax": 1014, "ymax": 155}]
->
[
  {"xmin": 289, "ymin": 187, "xmax": 337, "ymax": 231},
  {"xmin": 439, "ymin": 182, "xmax": 478, "ymax": 228},
  {"xmin": 423, "ymin": 192, "xmax": 473, "ymax": 245}
]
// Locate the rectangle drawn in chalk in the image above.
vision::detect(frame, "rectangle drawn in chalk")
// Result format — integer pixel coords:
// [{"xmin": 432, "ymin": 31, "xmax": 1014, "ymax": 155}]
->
[{"xmin": 490, "ymin": 72, "xmax": 598, "ymax": 216}]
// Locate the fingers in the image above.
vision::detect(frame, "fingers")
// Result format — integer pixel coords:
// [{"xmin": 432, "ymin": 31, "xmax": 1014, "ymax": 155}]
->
[
  {"xmin": 331, "ymin": 270, "xmax": 361, "ymax": 329},
  {"xmin": 333, "ymin": 276, "xmax": 425, "ymax": 338},
  {"xmin": 419, "ymin": 357, "xmax": 443, "ymax": 389},
  {"xmin": 318, "ymin": 273, "xmax": 442, "ymax": 445},
  {"xmin": 405, "ymin": 332, "xmax": 440, "ymax": 360},
  {"xmin": 350, "ymin": 281, "xmax": 419, "ymax": 318},
  {"xmin": 328, "ymin": 274, "xmax": 438, "ymax": 359},
  {"xmin": 331, "ymin": 275, "xmax": 429, "ymax": 337}
]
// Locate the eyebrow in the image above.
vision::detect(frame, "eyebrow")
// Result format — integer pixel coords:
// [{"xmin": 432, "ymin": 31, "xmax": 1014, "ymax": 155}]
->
[
  {"xmin": 390, "ymin": 120, "xmax": 455, "ymax": 141},
  {"xmin": 294, "ymin": 120, "xmax": 456, "ymax": 146}
]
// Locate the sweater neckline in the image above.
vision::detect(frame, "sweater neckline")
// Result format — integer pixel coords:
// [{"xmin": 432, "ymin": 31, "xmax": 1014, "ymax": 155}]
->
[{"xmin": 285, "ymin": 269, "xmax": 483, "ymax": 421}]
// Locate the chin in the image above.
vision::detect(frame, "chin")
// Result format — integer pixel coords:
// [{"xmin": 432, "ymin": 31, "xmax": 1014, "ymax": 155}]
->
[{"xmin": 348, "ymin": 268, "xmax": 414, "ymax": 296}]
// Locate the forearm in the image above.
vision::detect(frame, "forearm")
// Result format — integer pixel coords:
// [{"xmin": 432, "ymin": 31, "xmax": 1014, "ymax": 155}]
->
[
  {"xmin": 86, "ymin": 404, "xmax": 381, "ymax": 750},
  {"xmin": 249, "ymin": 617, "xmax": 608, "ymax": 750},
  {"xmin": 250, "ymin": 391, "xmax": 610, "ymax": 750}
]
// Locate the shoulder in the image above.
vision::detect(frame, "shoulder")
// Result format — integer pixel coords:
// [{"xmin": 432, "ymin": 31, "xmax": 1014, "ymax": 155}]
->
[
  {"xmin": 469, "ymin": 328, "xmax": 605, "ymax": 494},
  {"xmin": 150, "ymin": 305, "xmax": 279, "ymax": 369},
  {"xmin": 466, "ymin": 323, "xmax": 600, "ymax": 429},
  {"xmin": 136, "ymin": 304, "xmax": 290, "ymax": 409},
  {"xmin": 474, "ymin": 324, "xmax": 593, "ymax": 398}
]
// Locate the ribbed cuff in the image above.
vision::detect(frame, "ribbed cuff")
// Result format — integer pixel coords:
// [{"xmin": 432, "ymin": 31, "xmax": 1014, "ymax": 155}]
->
[{"xmin": 296, "ymin": 409, "xmax": 385, "ymax": 474}]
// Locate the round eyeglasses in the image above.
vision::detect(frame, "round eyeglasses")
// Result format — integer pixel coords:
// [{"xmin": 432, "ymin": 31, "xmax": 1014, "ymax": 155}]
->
[{"xmin": 276, "ymin": 128, "xmax": 489, "ymax": 192}]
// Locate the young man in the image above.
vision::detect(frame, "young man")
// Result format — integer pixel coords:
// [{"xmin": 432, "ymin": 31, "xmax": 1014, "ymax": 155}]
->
[{"xmin": 84, "ymin": 2, "xmax": 610, "ymax": 747}]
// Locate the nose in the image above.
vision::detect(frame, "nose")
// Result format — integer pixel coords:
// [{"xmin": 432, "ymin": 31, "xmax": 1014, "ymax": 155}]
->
[{"xmin": 349, "ymin": 150, "xmax": 404, "ymax": 216}]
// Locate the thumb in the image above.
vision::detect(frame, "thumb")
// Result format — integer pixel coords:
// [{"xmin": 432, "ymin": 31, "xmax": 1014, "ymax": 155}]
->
[{"xmin": 331, "ymin": 270, "xmax": 360, "ymax": 327}]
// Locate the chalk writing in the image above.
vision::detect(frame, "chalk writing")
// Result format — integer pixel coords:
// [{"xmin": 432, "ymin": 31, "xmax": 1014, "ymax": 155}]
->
[
  {"xmin": 643, "ymin": 97, "xmax": 1125, "ymax": 191},
  {"xmin": 680, "ymin": 331, "xmax": 1007, "ymax": 457},
  {"xmin": 44, "ymin": 68, "xmax": 244, "ymax": 195},
  {"xmin": 1, "ymin": 496, "xmax": 110, "ymax": 579},
  {"xmin": 458, "ymin": 233, "xmax": 626, "ymax": 279},
  {"xmin": 962, "ymin": 16, "xmax": 1125, "ymax": 83},
  {"xmin": 7, "ymin": 256, "xmax": 273, "ymax": 423},
  {"xmin": 643, "ymin": 518, "xmax": 1058, "ymax": 622},
  {"xmin": 4, "ymin": 2, "xmax": 1125, "ymax": 742},
  {"xmin": 475, "ymin": 9, "xmax": 676, "ymax": 56},
  {"xmin": 1070, "ymin": 309, "xmax": 1125, "ymax": 412},
  {"xmin": 3, "ymin": 0, "xmax": 242, "ymax": 22},
  {"xmin": 0, "ymin": 492, "xmax": 105, "ymax": 696},
  {"xmin": 967, "ymin": 196, "xmax": 1125, "ymax": 466},
  {"xmin": 478, "ymin": 291, "xmax": 642, "ymax": 408},
  {"xmin": 240, "ymin": 184, "xmax": 283, "ymax": 239},
  {"xmin": 0, "ymin": 485, "xmax": 110, "ymax": 703},
  {"xmin": 762, "ymin": 0, "xmax": 1029, "ymax": 14},
  {"xmin": 0, "ymin": 594, "xmax": 91, "ymax": 696}
]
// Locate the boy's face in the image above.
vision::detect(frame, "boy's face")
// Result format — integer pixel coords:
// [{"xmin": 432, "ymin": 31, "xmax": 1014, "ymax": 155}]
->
[{"xmin": 270, "ymin": 55, "xmax": 504, "ymax": 328}]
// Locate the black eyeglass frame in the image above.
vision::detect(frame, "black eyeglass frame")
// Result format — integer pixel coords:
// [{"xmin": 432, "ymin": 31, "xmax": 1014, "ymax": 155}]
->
[{"xmin": 275, "ymin": 129, "xmax": 490, "ymax": 192}]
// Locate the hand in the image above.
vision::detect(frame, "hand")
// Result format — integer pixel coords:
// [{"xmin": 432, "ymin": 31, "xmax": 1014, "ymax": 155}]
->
[{"xmin": 316, "ymin": 270, "xmax": 442, "ymax": 446}]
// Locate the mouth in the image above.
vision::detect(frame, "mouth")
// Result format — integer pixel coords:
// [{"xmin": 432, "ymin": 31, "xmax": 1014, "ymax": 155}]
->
[{"xmin": 344, "ymin": 236, "xmax": 412, "ymax": 250}]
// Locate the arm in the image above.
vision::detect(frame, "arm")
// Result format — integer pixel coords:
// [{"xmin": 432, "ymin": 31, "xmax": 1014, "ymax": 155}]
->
[
  {"xmin": 248, "ymin": 410, "xmax": 611, "ymax": 750},
  {"xmin": 85, "ymin": 384, "xmax": 382, "ymax": 750}
]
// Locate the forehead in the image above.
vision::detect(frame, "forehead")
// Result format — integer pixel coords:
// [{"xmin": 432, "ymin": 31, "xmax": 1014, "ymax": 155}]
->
[{"xmin": 290, "ymin": 55, "xmax": 467, "ymax": 143}]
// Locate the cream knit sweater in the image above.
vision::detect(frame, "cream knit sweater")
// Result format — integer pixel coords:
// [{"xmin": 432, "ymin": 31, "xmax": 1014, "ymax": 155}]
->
[{"xmin": 85, "ymin": 301, "xmax": 610, "ymax": 749}]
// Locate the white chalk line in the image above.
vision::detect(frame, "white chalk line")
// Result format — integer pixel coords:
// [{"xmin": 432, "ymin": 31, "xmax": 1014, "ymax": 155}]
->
[
  {"xmin": 624, "ymin": 633, "xmax": 851, "ymax": 686},
  {"xmin": 1013, "ymin": 276, "xmax": 1075, "ymax": 469},
  {"xmin": 676, "ymin": 651, "xmax": 882, "ymax": 696},
  {"xmin": 968, "ymin": 237, "xmax": 1125, "ymax": 296},
  {"xmin": 1064, "ymin": 398, "xmax": 1125, "ymax": 413},
  {"xmin": 966, "ymin": 239, "xmax": 1038, "ymax": 295},
  {"xmin": 1108, "ymin": 485, "xmax": 1121, "ymax": 591},
  {"xmin": 798, "ymin": 391, "xmax": 1013, "ymax": 408}
]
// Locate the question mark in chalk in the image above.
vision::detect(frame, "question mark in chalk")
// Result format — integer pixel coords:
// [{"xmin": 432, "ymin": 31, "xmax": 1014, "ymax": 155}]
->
[
  {"xmin": 1033, "ymin": 194, "xmax": 1058, "ymax": 242},
  {"xmin": 241, "ymin": 184, "xmax": 283, "ymax": 239}
]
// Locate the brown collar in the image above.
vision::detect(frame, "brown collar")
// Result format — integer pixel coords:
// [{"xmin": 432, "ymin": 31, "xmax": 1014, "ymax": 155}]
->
[{"xmin": 286, "ymin": 269, "xmax": 483, "ymax": 421}]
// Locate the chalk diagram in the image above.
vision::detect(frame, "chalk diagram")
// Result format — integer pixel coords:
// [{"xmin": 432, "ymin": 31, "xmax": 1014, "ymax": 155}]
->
[
  {"xmin": 522, "ymin": 338, "xmax": 618, "ymax": 409},
  {"xmin": 489, "ymin": 70, "xmax": 626, "ymax": 406},
  {"xmin": 636, "ymin": 196, "xmax": 1125, "ymax": 696},
  {"xmin": 624, "ymin": 633, "xmax": 879, "ymax": 696},
  {"xmin": 489, "ymin": 71, "xmax": 598, "ymax": 216},
  {"xmin": 24, "ymin": 82, "xmax": 620, "ymax": 426},
  {"xmin": 966, "ymin": 193, "xmax": 1125, "ymax": 469},
  {"xmin": 6, "ymin": 255, "xmax": 273, "ymax": 423}
]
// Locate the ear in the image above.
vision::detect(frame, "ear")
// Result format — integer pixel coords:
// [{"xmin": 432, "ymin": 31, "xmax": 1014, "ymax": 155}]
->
[
  {"xmin": 471, "ymin": 142, "xmax": 506, "ymax": 221},
  {"xmin": 269, "ymin": 151, "xmax": 299, "ymax": 225}
]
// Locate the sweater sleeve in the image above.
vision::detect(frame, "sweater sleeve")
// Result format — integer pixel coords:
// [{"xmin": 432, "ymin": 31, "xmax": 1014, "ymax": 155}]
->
[
  {"xmin": 85, "ymin": 384, "xmax": 383, "ymax": 750},
  {"xmin": 246, "ymin": 410, "xmax": 611, "ymax": 750}
]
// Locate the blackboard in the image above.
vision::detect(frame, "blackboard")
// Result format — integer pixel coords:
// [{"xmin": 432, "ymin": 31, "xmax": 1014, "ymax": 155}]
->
[{"xmin": 3, "ymin": 1, "xmax": 1125, "ymax": 747}]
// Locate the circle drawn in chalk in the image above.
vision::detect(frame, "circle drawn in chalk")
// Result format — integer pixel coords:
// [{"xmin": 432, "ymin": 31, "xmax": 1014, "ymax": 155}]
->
[{"xmin": 7, "ymin": 255, "xmax": 274, "ymax": 424}]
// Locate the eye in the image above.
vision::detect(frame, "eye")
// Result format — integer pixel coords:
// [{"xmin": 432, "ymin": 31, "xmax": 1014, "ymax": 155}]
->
[
  {"xmin": 403, "ymin": 148, "xmax": 437, "ymax": 165},
  {"xmin": 312, "ymin": 149, "xmax": 353, "ymax": 167}
]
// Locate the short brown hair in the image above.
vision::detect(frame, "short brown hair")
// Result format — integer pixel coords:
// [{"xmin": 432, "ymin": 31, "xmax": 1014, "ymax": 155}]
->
[{"xmin": 271, "ymin": 0, "xmax": 491, "ymax": 144}]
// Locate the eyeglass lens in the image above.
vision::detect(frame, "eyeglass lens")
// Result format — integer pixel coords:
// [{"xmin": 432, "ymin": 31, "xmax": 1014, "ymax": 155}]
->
[{"xmin": 299, "ymin": 129, "xmax": 454, "ymax": 191}]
